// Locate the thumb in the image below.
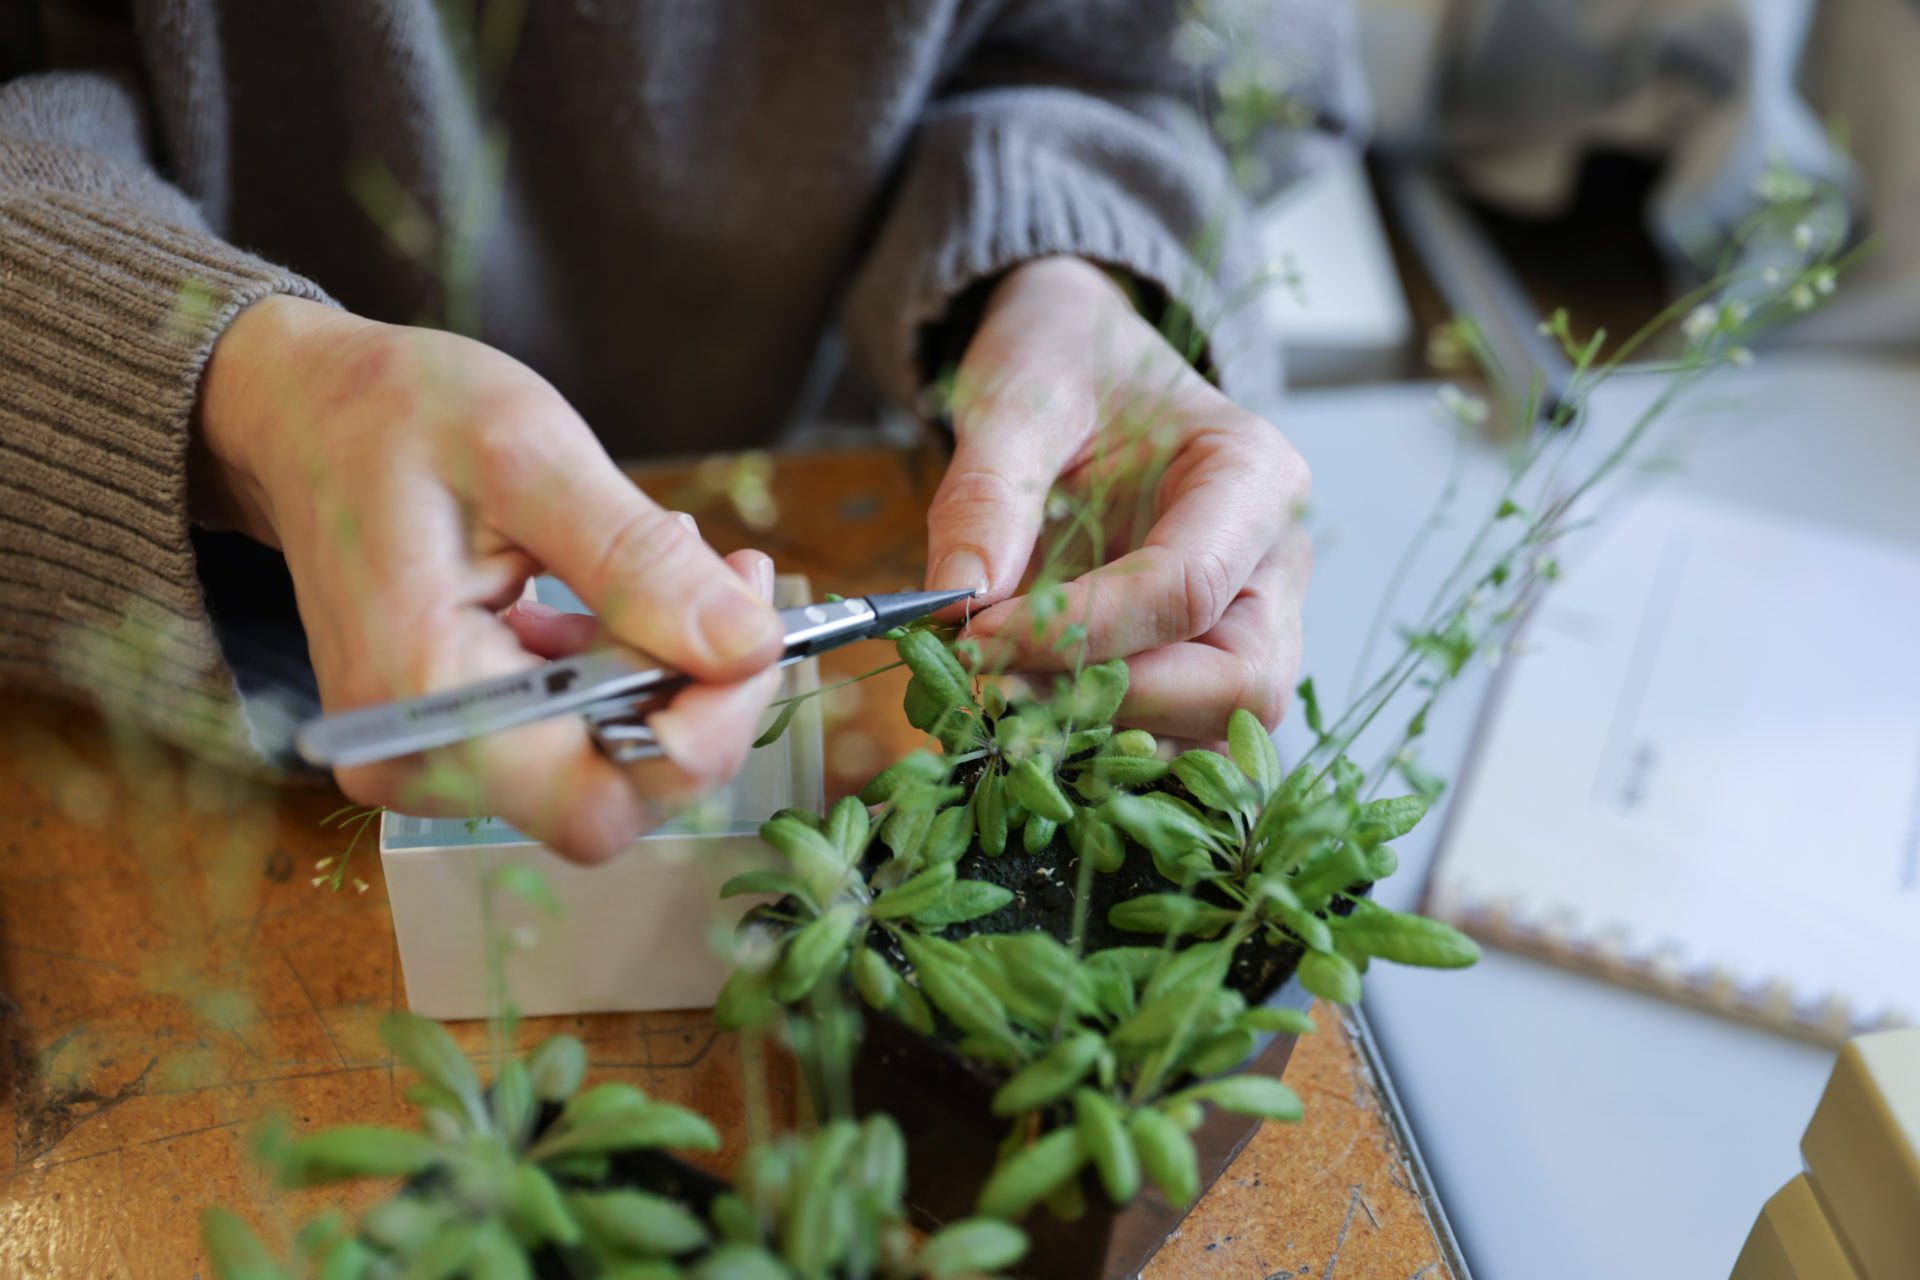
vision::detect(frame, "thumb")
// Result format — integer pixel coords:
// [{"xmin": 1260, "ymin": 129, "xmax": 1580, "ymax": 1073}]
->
[
  {"xmin": 924, "ymin": 426, "xmax": 1059, "ymax": 611},
  {"xmin": 492, "ymin": 434, "xmax": 783, "ymax": 681}
]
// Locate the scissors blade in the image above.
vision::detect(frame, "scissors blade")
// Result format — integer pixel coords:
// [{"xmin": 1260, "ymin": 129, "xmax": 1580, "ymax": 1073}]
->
[{"xmin": 294, "ymin": 587, "xmax": 973, "ymax": 769}]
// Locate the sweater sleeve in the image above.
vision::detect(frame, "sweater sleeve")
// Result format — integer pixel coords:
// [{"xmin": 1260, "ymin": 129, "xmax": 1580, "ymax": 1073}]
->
[
  {"xmin": 0, "ymin": 70, "xmax": 331, "ymax": 770},
  {"xmin": 841, "ymin": 0, "xmax": 1366, "ymax": 414}
]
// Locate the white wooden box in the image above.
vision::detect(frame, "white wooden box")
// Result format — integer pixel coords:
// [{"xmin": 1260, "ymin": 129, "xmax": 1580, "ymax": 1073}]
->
[{"xmin": 379, "ymin": 576, "xmax": 824, "ymax": 1020}]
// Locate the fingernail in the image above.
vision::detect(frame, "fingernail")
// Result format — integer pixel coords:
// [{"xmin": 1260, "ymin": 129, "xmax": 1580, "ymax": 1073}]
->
[
  {"xmin": 675, "ymin": 512, "xmax": 699, "ymax": 535},
  {"xmin": 754, "ymin": 557, "xmax": 776, "ymax": 600},
  {"xmin": 510, "ymin": 598, "xmax": 559, "ymax": 619},
  {"xmin": 931, "ymin": 549, "xmax": 989, "ymax": 597},
  {"xmin": 697, "ymin": 579, "xmax": 782, "ymax": 665}
]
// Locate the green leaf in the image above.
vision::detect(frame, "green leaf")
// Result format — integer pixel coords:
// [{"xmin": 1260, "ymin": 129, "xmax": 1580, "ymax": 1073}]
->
[
  {"xmin": 275, "ymin": 1127, "xmax": 442, "ymax": 1187},
  {"xmin": 316, "ymin": 1235, "xmax": 377, "ymax": 1280},
  {"xmin": 1250, "ymin": 877, "xmax": 1332, "ymax": 952},
  {"xmin": 774, "ymin": 904, "xmax": 860, "ymax": 1002},
  {"xmin": 466, "ymin": 1222, "xmax": 533, "ymax": 1280},
  {"xmin": 1064, "ymin": 724, "xmax": 1113, "ymax": 755},
  {"xmin": 1173, "ymin": 750, "xmax": 1257, "ymax": 818},
  {"xmin": 1289, "ymin": 840, "xmax": 1369, "ymax": 907},
  {"xmin": 1065, "ymin": 805, "xmax": 1125, "ymax": 874},
  {"xmin": 1073, "ymin": 1088, "xmax": 1140, "ymax": 1204},
  {"xmin": 871, "ymin": 861, "xmax": 957, "ymax": 919},
  {"xmin": 1296, "ymin": 677, "xmax": 1324, "ymax": 736},
  {"xmin": 974, "ymin": 770, "xmax": 1009, "ymax": 856},
  {"xmin": 569, "ymin": 1189, "xmax": 710, "ymax": 1258},
  {"xmin": 1107, "ymin": 894, "xmax": 1238, "ymax": 939},
  {"xmin": 1173, "ymin": 1075, "xmax": 1303, "ymax": 1122},
  {"xmin": 202, "ymin": 1208, "xmax": 285, "ymax": 1280},
  {"xmin": 899, "ymin": 629, "xmax": 975, "ymax": 712},
  {"xmin": 913, "ymin": 880, "xmax": 1013, "ymax": 928},
  {"xmin": 1335, "ymin": 907, "xmax": 1481, "ymax": 968},
  {"xmin": 507, "ymin": 1163, "xmax": 581, "ymax": 1247},
  {"xmin": 1237, "ymin": 1006, "xmax": 1316, "ymax": 1036},
  {"xmin": 787, "ymin": 1121, "xmax": 860, "ymax": 1276},
  {"xmin": 379, "ymin": 1013, "xmax": 482, "ymax": 1119},
  {"xmin": 525, "ymin": 1034, "xmax": 588, "ymax": 1103},
  {"xmin": 544, "ymin": 1094, "xmax": 721, "ymax": 1157},
  {"xmin": 491, "ymin": 1058, "xmax": 534, "ymax": 1143},
  {"xmin": 890, "ymin": 979, "xmax": 937, "ymax": 1036},
  {"xmin": 1226, "ymin": 708, "xmax": 1281, "ymax": 792},
  {"xmin": 900, "ymin": 933, "xmax": 1017, "ymax": 1047},
  {"xmin": 990, "ymin": 1031, "xmax": 1105, "ymax": 1116},
  {"xmin": 1297, "ymin": 950, "xmax": 1363, "ymax": 1004},
  {"xmin": 1055, "ymin": 659, "xmax": 1128, "ymax": 724},
  {"xmin": 689, "ymin": 1245, "xmax": 789, "ymax": 1280},
  {"xmin": 1021, "ymin": 811, "xmax": 1058, "ymax": 855},
  {"xmin": 1395, "ymin": 751, "xmax": 1447, "ymax": 802},
  {"xmin": 967, "ymin": 933, "xmax": 1098, "ymax": 1026},
  {"xmin": 751, "ymin": 697, "xmax": 803, "ymax": 748},
  {"xmin": 395, "ymin": 1219, "xmax": 479, "ymax": 1280},
  {"xmin": 856, "ymin": 1113, "xmax": 908, "ymax": 1207},
  {"xmin": 1006, "ymin": 756, "xmax": 1074, "ymax": 824},
  {"xmin": 924, "ymin": 802, "xmax": 973, "ymax": 864},
  {"xmin": 881, "ymin": 803, "xmax": 936, "ymax": 864},
  {"xmin": 713, "ymin": 961, "xmax": 776, "ymax": 1030},
  {"xmin": 717, "ymin": 869, "xmax": 809, "ymax": 903},
  {"xmin": 1140, "ymin": 939, "xmax": 1233, "ymax": 1004},
  {"xmin": 1129, "ymin": 1109, "xmax": 1199, "ymax": 1207},
  {"xmin": 759, "ymin": 816, "xmax": 850, "ymax": 906},
  {"xmin": 1184, "ymin": 1026, "xmax": 1257, "ymax": 1077},
  {"xmin": 1105, "ymin": 793, "xmax": 1223, "ymax": 884},
  {"xmin": 1072, "ymin": 753, "xmax": 1170, "ymax": 801},
  {"xmin": 916, "ymin": 1218, "xmax": 1029, "ymax": 1278},
  {"xmin": 976, "ymin": 1128, "xmax": 1089, "ymax": 1219},
  {"xmin": 1356, "ymin": 794, "xmax": 1429, "ymax": 842},
  {"xmin": 853, "ymin": 946, "xmax": 901, "ymax": 1012},
  {"xmin": 859, "ymin": 751, "xmax": 946, "ymax": 805},
  {"xmin": 1108, "ymin": 729, "xmax": 1158, "ymax": 758},
  {"xmin": 825, "ymin": 795, "xmax": 872, "ymax": 864}
]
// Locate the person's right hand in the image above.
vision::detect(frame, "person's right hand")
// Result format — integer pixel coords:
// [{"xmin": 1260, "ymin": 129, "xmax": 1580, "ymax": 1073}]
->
[{"xmin": 189, "ymin": 296, "xmax": 786, "ymax": 861}]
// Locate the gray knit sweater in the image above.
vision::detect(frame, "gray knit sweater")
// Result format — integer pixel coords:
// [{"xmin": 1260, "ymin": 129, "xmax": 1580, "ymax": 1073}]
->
[{"xmin": 0, "ymin": 0, "xmax": 1358, "ymax": 769}]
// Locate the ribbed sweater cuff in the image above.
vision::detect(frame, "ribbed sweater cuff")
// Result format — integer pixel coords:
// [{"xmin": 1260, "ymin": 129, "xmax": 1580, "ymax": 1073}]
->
[
  {"xmin": 0, "ymin": 191, "xmax": 330, "ymax": 770},
  {"xmin": 843, "ymin": 98, "xmax": 1277, "ymax": 417}
]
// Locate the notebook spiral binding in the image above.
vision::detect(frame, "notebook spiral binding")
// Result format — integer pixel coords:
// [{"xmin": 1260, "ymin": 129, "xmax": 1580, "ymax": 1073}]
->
[{"xmin": 1425, "ymin": 879, "xmax": 1913, "ymax": 1047}]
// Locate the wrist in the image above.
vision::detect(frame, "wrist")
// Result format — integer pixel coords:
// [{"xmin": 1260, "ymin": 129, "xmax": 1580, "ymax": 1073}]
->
[{"xmin": 189, "ymin": 294, "xmax": 339, "ymax": 545}]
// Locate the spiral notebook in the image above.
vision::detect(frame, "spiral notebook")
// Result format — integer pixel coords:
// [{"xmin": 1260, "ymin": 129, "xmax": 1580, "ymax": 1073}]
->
[{"xmin": 1428, "ymin": 486, "xmax": 1920, "ymax": 1043}]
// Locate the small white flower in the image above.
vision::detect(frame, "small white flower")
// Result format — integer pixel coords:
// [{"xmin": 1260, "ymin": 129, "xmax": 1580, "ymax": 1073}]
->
[
  {"xmin": 310, "ymin": 876, "xmax": 327, "ymax": 888},
  {"xmin": 1728, "ymin": 346, "xmax": 1754, "ymax": 366},
  {"xmin": 1435, "ymin": 384, "xmax": 1489, "ymax": 429},
  {"xmin": 1793, "ymin": 223, "xmax": 1814, "ymax": 252},
  {"xmin": 1812, "ymin": 268, "xmax": 1837, "ymax": 296},
  {"xmin": 1681, "ymin": 304, "xmax": 1718, "ymax": 343},
  {"xmin": 314, "ymin": 856, "xmax": 333, "ymax": 870},
  {"xmin": 353, "ymin": 878, "xmax": 370, "ymax": 894},
  {"xmin": 1722, "ymin": 300, "xmax": 1750, "ymax": 327},
  {"xmin": 1788, "ymin": 284, "xmax": 1816, "ymax": 311},
  {"xmin": 1759, "ymin": 267, "xmax": 1782, "ymax": 286},
  {"xmin": 511, "ymin": 925, "xmax": 540, "ymax": 951}
]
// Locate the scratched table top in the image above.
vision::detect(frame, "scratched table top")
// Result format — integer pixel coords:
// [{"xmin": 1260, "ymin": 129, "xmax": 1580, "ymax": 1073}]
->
[{"xmin": 0, "ymin": 445, "xmax": 1456, "ymax": 1279}]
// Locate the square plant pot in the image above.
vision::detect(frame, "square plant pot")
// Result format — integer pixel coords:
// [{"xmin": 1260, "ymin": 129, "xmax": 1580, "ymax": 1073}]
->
[
  {"xmin": 379, "ymin": 575, "xmax": 824, "ymax": 1020},
  {"xmin": 845, "ymin": 972, "xmax": 1313, "ymax": 1280}
]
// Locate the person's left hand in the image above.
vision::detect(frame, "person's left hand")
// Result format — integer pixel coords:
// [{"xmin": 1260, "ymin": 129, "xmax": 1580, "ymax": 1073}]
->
[{"xmin": 924, "ymin": 255, "xmax": 1312, "ymax": 742}]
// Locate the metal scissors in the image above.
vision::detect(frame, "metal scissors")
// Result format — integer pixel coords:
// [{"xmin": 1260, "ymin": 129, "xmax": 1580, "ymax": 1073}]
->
[{"xmin": 294, "ymin": 588, "xmax": 974, "ymax": 769}]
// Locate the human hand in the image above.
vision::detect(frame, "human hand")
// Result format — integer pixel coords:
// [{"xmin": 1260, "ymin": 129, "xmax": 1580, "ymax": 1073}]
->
[
  {"xmin": 190, "ymin": 296, "xmax": 786, "ymax": 861},
  {"xmin": 924, "ymin": 256, "xmax": 1311, "ymax": 741}
]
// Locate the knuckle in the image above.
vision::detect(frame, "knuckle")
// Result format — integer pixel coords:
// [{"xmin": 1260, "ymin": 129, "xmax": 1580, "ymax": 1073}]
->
[
  {"xmin": 1177, "ymin": 543, "xmax": 1236, "ymax": 636},
  {"xmin": 930, "ymin": 466, "xmax": 1025, "ymax": 528},
  {"xmin": 587, "ymin": 504, "xmax": 684, "ymax": 602}
]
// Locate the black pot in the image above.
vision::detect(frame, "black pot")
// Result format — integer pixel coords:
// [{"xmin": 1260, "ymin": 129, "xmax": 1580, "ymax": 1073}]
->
[{"xmin": 844, "ymin": 970, "xmax": 1312, "ymax": 1280}]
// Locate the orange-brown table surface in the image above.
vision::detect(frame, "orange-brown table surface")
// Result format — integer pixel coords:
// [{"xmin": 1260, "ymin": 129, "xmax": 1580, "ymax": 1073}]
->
[{"xmin": 0, "ymin": 445, "xmax": 1455, "ymax": 1279}]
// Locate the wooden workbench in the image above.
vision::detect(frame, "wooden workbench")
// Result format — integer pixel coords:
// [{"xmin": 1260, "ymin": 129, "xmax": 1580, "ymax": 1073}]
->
[{"xmin": 0, "ymin": 445, "xmax": 1457, "ymax": 1279}]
